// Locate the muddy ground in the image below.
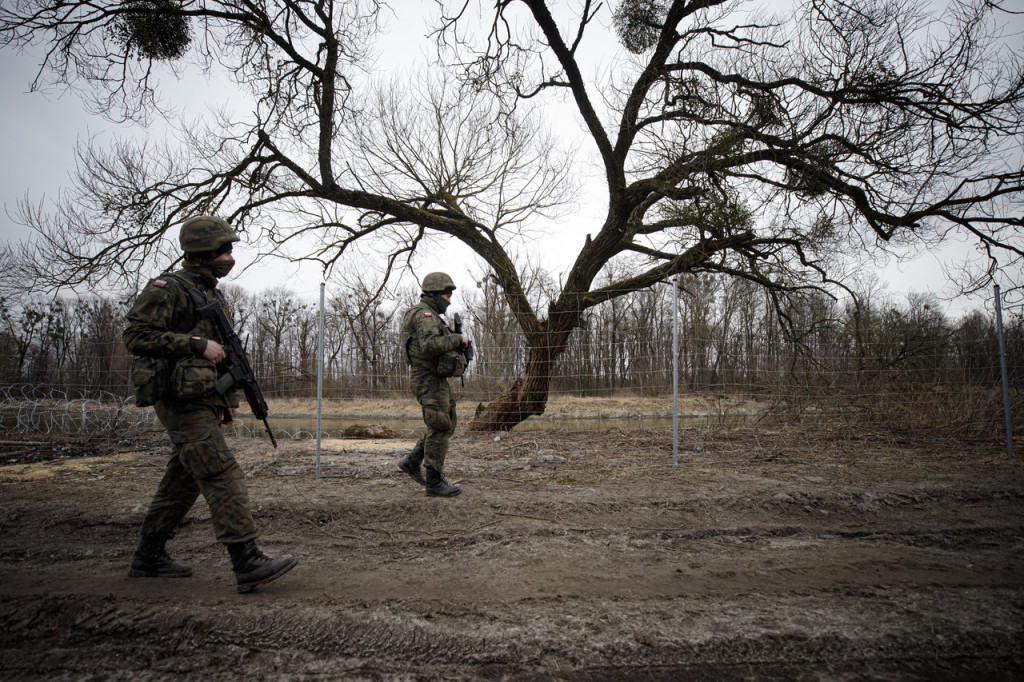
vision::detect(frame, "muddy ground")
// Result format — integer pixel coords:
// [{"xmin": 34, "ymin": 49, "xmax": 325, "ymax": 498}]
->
[{"xmin": 1, "ymin": 424, "xmax": 1022, "ymax": 680}]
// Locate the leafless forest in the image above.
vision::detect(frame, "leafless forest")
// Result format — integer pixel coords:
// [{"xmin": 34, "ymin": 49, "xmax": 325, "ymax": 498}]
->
[{"xmin": 2, "ymin": 273, "xmax": 1020, "ymax": 439}]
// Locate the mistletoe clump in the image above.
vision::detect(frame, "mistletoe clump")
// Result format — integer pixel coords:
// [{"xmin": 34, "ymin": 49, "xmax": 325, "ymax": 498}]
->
[{"xmin": 111, "ymin": 0, "xmax": 191, "ymax": 61}]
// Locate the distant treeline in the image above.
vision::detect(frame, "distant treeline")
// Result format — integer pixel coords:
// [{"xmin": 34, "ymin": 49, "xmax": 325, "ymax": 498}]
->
[{"xmin": 1, "ymin": 273, "xmax": 1021, "ymax": 436}]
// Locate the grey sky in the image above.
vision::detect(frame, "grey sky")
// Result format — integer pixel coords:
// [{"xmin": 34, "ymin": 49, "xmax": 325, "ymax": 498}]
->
[{"xmin": 0, "ymin": 1, "xmax": 1018, "ymax": 315}]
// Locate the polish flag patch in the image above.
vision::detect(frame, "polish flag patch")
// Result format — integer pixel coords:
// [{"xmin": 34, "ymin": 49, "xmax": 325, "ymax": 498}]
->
[
  {"xmin": 423, "ymin": 312, "xmax": 432, "ymax": 317},
  {"xmin": 152, "ymin": 280, "xmax": 168, "ymax": 288}
]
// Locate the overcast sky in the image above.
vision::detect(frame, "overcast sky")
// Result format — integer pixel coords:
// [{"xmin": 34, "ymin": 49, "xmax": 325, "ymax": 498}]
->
[{"xmin": 0, "ymin": 0, "xmax": 1018, "ymax": 316}]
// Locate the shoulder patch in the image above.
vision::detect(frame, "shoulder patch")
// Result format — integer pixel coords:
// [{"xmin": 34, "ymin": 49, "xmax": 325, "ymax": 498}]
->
[
  {"xmin": 152, "ymin": 280, "xmax": 168, "ymax": 288},
  {"xmin": 423, "ymin": 312, "xmax": 432, "ymax": 317}
]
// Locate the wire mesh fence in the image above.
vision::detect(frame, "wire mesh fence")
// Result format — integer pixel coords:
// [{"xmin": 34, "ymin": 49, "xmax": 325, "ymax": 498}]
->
[
  {"xmin": 1, "ymin": 281, "xmax": 1021, "ymax": 441},
  {"xmin": 1, "ymin": 334, "xmax": 1019, "ymax": 442}
]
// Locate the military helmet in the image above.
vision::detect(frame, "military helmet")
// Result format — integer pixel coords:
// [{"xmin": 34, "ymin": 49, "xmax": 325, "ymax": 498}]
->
[
  {"xmin": 421, "ymin": 272, "xmax": 456, "ymax": 293},
  {"xmin": 179, "ymin": 215, "xmax": 240, "ymax": 254}
]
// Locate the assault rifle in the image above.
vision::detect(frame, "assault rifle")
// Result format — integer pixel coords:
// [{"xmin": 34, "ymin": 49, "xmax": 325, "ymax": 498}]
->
[
  {"xmin": 452, "ymin": 312, "xmax": 475, "ymax": 363},
  {"xmin": 187, "ymin": 289, "xmax": 278, "ymax": 448}
]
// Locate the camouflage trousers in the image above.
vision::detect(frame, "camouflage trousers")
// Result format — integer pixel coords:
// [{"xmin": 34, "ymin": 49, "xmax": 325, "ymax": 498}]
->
[
  {"xmin": 139, "ymin": 402, "xmax": 257, "ymax": 544},
  {"xmin": 413, "ymin": 374, "xmax": 457, "ymax": 473}
]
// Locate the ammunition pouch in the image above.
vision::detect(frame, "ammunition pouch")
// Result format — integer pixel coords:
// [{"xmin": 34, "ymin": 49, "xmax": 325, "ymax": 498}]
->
[
  {"xmin": 436, "ymin": 349, "xmax": 467, "ymax": 378},
  {"xmin": 171, "ymin": 356, "xmax": 219, "ymax": 399},
  {"xmin": 130, "ymin": 356, "xmax": 169, "ymax": 407}
]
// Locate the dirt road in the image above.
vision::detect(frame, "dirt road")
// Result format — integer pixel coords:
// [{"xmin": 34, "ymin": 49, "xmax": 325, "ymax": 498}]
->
[{"xmin": 1, "ymin": 426, "xmax": 1022, "ymax": 680}]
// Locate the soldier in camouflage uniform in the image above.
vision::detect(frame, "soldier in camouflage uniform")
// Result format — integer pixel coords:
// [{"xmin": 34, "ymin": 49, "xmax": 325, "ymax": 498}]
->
[
  {"xmin": 124, "ymin": 216, "xmax": 297, "ymax": 593},
  {"xmin": 397, "ymin": 272, "xmax": 469, "ymax": 497}
]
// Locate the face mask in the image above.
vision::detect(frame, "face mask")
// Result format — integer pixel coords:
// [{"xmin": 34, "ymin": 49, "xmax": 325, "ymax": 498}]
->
[
  {"xmin": 435, "ymin": 295, "xmax": 451, "ymax": 314},
  {"xmin": 211, "ymin": 258, "xmax": 235, "ymax": 279}
]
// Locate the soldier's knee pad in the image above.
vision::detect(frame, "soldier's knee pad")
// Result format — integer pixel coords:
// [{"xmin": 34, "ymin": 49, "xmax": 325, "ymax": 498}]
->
[{"xmin": 422, "ymin": 407, "xmax": 453, "ymax": 433}]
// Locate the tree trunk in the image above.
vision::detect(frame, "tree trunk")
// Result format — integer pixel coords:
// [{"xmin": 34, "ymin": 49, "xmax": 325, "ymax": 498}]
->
[{"xmin": 468, "ymin": 329, "xmax": 569, "ymax": 432}]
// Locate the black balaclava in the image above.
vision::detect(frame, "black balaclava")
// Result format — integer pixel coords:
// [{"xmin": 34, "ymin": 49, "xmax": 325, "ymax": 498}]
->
[
  {"xmin": 184, "ymin": 242, "xmax": 234, "ymax": 280},
  {"xmin": 426, "ymin": 288, "xmax": 454, "ymax": 314}
]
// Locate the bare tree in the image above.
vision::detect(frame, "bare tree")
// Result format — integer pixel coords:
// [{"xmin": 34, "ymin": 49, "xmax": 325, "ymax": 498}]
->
[
  {"xmin": 0, "ymin": 296, "xmax": 51, "ymax": 380},
  {"xmin": 251, "ymin": 287, "xmax": 309, "ymax": 396},
  {"xmin": 458, "ymin": 267, "xmax": 526, "ymax": 394},
  {"xmin": 328, "ymin": 272, "xmax": 399, "ymax": 394},
  {"xmin": 1, "ymin": 0, "xmax": 1021, "ymax": 429}
]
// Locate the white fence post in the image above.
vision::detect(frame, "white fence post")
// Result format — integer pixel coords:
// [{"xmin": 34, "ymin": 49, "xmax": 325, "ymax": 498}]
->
[
  {"xmin": 316, "ymin": 282, "xmax": 326, "ymax": 476},
  {"xmin": 672, "ymin": 275, "xmax": 679, "ymax": 468},
  {"xmin": 994, "ymin": 284, "xmax": 1015, "ymax": 460}
]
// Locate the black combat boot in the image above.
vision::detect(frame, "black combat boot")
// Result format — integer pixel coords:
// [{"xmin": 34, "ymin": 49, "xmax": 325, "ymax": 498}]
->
[
  {"xmin": 226, "ymin": 540, "xmax": 297, "ymax": 593},
  {"xmin": 397, "ymin": 442, "xmax": 426, "ymax": 485},
  {"xmin": 424, "ymin": 467, "xmax": 462, "ymax": 497},
  {"xmin": 128, "ymin": 535, "xmax": 193, "ymax": 578}
]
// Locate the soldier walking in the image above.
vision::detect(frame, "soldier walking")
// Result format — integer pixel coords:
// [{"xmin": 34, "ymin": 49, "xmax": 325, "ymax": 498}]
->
[
  {"xmin": 397, "ymin": 272, "xmax": 470, "ymax": 497},
  {"xmin": 123, "ymin": 216, "xmax": 297, "ymax": 593}
]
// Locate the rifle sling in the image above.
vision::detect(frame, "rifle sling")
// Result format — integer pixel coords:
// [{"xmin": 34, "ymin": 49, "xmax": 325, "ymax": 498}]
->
[{"xmin": 184, "ymin": 285, "xmax": 237, "ymax": 395}]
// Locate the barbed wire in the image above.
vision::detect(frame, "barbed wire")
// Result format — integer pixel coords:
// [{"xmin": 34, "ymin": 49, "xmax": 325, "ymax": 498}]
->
[
  {"xmin": 0, "ymin": 385, "xmax": 417, "ymax": 442},
  {"xmin": 0, "ymin": 385, "xmax": 157, "ymax": 437}
]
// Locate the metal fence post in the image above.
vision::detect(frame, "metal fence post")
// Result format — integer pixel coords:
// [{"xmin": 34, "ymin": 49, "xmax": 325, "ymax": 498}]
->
[
  {"xmin": 672, "ymin": 275, "xmax": 679, "ymax": 468},
  {"xmin": 994, "ymin": 284, "xmax": 1015, "ymax": 460},
  {"xmin": 316, "ymin": 282, "xmax": 325, "ymax": 476}
]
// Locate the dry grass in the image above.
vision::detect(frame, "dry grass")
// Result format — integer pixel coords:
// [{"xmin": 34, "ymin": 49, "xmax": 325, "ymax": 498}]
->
[
  {"xmin": 263, "ymin": 393, "xmax": 763, "ymax": 419},
  {"xmin": 267, "ymin": 397, "xmax": 423, "ymax": 418}
]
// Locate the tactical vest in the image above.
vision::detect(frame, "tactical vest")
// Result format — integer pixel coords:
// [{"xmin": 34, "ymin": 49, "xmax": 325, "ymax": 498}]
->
[
  {"xmin": 129, "ymin": 270, "xmax": 231, "ymax": 407},
  {"xmin": 401, "ymin": 301, "xmax": 466, "ymax": 378},
  {"xmin": 161, "ymin": 271, "xmax": 216, "ymax": 327}
]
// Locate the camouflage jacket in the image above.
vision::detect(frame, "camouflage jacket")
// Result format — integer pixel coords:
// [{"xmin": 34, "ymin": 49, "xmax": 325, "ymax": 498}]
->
[
  {"xmin": 400, "ymin": 296, "xmax": 463, "ymax": 378},
  {"xmin": 124, "ymin": 266, "xmax": 239, "ymax": 408}
]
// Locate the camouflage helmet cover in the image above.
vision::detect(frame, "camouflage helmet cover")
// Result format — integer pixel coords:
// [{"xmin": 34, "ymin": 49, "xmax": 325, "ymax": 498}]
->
[
  {"xmin": 421, "ymin": 272, "xmax": 456, "ymax": 293},
  {"xmin": 179, "ymin": 215, "xmax": 240, "ymax": 254}
]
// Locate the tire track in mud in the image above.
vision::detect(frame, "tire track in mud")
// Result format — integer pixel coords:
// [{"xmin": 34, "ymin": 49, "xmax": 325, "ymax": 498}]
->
[
  {"xmin": 2, "ymin": 587, "xmax": 1021, "ymax": 679},
  {"xmin": 1, "ymin": 428, "xmax": 1023, "ymax": 679}
]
